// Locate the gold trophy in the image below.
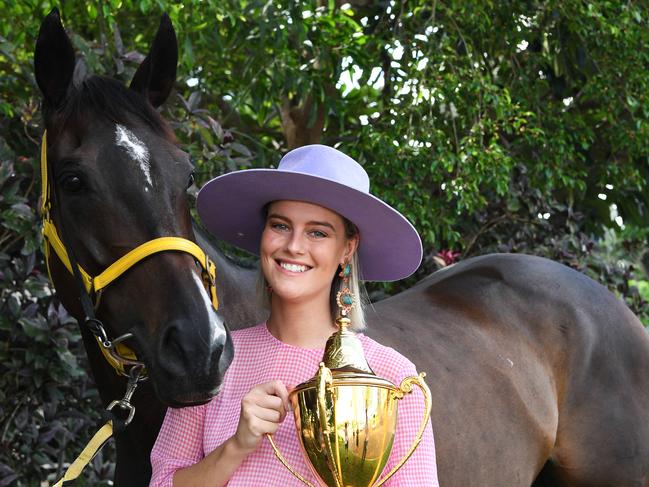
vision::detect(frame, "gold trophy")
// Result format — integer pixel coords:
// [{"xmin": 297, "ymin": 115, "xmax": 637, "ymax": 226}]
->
[{"xmin": 267, "ymin": 269, "xmax": 432, "ymax": 487}]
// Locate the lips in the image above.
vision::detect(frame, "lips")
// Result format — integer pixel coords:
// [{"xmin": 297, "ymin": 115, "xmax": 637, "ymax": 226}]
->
[{"xmin": 277, "ymin": 259, "xmax": 311, "ymax": 273}]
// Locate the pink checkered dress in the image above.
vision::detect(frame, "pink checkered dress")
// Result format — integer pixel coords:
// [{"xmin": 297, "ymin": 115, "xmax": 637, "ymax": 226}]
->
[{"xmin": 150, "ymin": 323, "xmax": 439, "ymax": 486}]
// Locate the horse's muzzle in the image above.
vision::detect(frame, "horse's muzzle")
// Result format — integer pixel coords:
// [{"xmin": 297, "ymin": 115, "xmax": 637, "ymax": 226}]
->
[{"xmin": 148, "ymin": 313, "xmax": 234, "ymax": 407}]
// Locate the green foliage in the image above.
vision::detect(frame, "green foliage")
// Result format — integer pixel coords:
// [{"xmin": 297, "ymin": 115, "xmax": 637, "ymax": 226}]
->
[
  {"xmin": 0, "ymin": 144, "xmax": 113, "ymax": 484},
  {"xmin": 0, "ymin": 0, "xmax": 647, "ymax": 483}
]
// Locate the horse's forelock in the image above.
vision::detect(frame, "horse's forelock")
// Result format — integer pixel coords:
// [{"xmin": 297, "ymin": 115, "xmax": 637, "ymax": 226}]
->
[{"xmin": 44, "ymin": 75, "xmax": 176, "ymax": 143}]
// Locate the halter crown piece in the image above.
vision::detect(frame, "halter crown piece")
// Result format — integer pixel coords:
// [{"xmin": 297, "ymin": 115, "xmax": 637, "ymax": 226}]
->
[{"xmin": 39, "ymin": 131, "xmax": 219, "ymax": 376}]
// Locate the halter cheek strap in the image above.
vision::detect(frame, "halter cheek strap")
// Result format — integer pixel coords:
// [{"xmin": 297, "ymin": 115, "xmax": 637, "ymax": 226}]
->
[{"xmin": 40, "ymin": 131, "xmax": 219, "ymax": 376}]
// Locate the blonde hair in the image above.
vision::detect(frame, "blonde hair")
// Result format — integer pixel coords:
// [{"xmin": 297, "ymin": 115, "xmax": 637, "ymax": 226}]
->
[{"xmin": 256, "ymin": 217, "xmax": 367, "ymax": 331}]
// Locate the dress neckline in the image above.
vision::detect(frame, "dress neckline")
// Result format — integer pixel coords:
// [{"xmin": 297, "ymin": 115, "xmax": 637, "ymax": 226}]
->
[{"xmin": 261, "ymin": 322, "xmax": 326, "ymax": 353}]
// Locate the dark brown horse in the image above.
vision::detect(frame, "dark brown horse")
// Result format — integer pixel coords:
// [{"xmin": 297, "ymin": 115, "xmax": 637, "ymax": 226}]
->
[
  {"xmin": 196, "ymin": 230, "xmax": 649, "ymax": 486},
  {"xmin": 37, "ymin": 9, "xmax": 649, "ymax": 487},
  {"xmin": 34, "ymin": 10, "xmax": 245, "ymax": 486}
]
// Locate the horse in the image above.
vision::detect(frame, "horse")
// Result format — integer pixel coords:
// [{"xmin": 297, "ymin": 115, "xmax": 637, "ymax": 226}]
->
[
  {"xmin": 33, "ymin": 10, "xmax": 265, "ymax": 486},
  {"xmin": 197, "ymin": 225, "xmax": 649, "ymax": 486},
  {"xmin": 198, "ymin": 226, "xmax": 649, "ymax": 487},
  {"xmin": 36, "ymin": 9, "xmax": 649, "ymax": 487}
]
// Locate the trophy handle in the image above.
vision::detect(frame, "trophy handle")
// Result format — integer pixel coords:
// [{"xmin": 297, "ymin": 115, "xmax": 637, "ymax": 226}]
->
[
  {"xmin": 373, "ymin": 372, "xmax": 432, "ymax": 487},
  {"xmin": 266, "ymin": 433, "xmax": 316, "ymax": 486}
]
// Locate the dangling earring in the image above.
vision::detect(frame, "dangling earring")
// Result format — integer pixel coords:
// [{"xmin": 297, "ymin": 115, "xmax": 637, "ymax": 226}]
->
[{"xmin": 336, "ymin": 260, "xmax": 355, "ymax": 323}]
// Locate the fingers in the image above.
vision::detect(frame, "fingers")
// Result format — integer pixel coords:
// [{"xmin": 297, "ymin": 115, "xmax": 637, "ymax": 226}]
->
[
  {"xmin": 240, "ymin": 409, "xmax": 282, "ymax": 435},
  {"xmin": 254, "ymin": 394, "xmax": 287, "ymax": 421},
  {"xmin": 233, "ymin": 381, "xmax": 292, "ymax": 453},
  {"xmin": 256, "ymin": 380, "xmax": 291, "ymax": 412}
]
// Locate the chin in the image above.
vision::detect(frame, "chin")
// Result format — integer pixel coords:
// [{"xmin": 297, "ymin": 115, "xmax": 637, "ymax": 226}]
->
[{"xmin": 272, "ymin": 289, "xmax": 314, "ymax": 303}]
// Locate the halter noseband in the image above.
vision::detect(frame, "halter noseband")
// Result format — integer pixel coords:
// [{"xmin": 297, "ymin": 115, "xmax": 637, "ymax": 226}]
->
[{"xmin": 40, "ymin": 131, "xmax": 219, "ymax": 376}]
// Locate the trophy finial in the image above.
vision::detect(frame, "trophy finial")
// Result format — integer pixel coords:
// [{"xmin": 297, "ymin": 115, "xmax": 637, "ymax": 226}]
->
[{"xmin": 320, "ymin": 317, "xmax": 374, "ymax": 374}]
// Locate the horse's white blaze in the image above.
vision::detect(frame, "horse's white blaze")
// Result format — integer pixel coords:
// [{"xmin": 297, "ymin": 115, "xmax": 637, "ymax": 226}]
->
[
  {"xmin": 115, "ymin": 124, "xmax": 152, "ymax": 189},
  {"xmin": 191, "ymin": 272, "xmax": 226, "ymax": 346}
]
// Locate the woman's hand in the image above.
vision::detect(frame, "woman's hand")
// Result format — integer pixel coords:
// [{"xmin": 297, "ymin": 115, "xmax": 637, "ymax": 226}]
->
[
  {"xmin": 232, "ymin": 380, "xmax": 291, "ymax": 454},
  {"xmin": 171, "ymin": 381, "xmax": 290, "ymax": 487}
]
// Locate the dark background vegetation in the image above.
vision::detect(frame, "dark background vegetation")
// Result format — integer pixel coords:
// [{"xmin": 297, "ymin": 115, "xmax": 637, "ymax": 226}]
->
[{"xmin": 1, "ymin": 0, "xmax": 647, "ymax": 484}]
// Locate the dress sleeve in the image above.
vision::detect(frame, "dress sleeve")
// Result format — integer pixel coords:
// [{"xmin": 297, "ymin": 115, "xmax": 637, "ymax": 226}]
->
[
  {"xmin": 149, "ymin": 403, "xmax": 208, "ymax": 487},
  {"xmin": 381, "ymin": 360, "xmax": 439, "ymax": 486}
]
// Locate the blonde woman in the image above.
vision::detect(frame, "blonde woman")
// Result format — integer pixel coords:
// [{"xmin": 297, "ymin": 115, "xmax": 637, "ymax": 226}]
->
[{"xmin": 150, "ymin": 145, "xmax": 438, "ymax": 486}]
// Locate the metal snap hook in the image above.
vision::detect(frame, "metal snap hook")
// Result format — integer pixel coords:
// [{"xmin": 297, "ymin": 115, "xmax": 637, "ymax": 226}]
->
[
  {"xmin": 106, "ymin": 399, "xmax": 136, "ymax": 426},
  {"xmin": 85, "ymin": 318, "xmax": 111, "ymax": 348},
  {"xmin": 106, "ymin": 371, "xmax": 140, "ymax": 426}
]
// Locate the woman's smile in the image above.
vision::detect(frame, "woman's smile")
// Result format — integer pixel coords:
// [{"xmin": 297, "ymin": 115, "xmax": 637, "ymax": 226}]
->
[{"xmin": 276, "ymin": 259, "xmax": 312, "ymax": 274}]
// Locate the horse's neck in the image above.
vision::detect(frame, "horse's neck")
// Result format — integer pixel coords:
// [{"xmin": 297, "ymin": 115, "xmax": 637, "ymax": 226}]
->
[{"xmin": 193, "ymin": 221, "xmax": 268, "ymax": 330}]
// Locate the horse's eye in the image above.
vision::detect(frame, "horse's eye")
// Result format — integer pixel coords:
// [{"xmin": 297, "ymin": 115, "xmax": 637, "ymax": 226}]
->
[
  {"xmin": 60, "ymin": 174, "xmax": 84, "ymax": 192},
  {"xmin": 187, "ymin": 172, "xmax": 195, "ymax": 189}
]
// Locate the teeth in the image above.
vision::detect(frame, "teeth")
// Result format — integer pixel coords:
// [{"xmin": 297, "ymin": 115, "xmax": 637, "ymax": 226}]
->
[{"xmin": 280, "ymin": 262, "xmax": 309, "ymax": 273}]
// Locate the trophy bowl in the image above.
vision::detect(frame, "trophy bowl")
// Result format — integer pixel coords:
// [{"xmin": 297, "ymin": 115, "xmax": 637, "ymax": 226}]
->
[{"xmin": 292, "ymin": 370, "xmax": 400, "ymax": 487}]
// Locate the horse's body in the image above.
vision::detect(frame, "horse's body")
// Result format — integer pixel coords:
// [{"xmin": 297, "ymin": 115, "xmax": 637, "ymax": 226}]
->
[
  {"xmin": 35, "ymin": 10, "xmax": 649, "ymax": 487},
  {"xmin": 366, "ymin": 253, "xmax": 649, "ymax": 486},
  {"xmin": 198, "ymin": 235, "xmax": 649, "ymax": 486}
]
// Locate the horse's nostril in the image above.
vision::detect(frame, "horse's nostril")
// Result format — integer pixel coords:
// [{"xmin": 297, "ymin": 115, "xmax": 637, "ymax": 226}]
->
[
  {"xmin": 158, "ymin": 322, "xmax": 194, "ymax": 377},
  {"xmin": 157, "ymin": 318, "xmax": 228, "ymax": 381},
  {"xmin": 162, "ymin": 325, "xmax": 184, "ymax": 359}
]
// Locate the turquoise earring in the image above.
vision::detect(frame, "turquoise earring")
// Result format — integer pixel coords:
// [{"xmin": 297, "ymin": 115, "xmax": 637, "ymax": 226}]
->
[{"xmin": 336, "ymin": 260, "xmax": 356, "ymax": 318}]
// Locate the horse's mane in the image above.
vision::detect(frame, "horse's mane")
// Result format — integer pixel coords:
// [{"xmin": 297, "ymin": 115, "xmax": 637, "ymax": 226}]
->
[{"xmin": 45, "ymin": 75, "xmax": 173, "ymax": 140}]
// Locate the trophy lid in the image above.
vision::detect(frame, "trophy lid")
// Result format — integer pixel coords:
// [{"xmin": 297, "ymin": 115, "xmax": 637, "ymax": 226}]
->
[
  {"xmin": 321, "ymin": 317, "xmax": 374, "ymax": 374},
  {"xmin": 292, "ymin": 317, "xmax": 398, "ymax": 394}
]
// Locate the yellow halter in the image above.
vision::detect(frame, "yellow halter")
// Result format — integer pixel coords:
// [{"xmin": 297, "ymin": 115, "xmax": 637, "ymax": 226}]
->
[{"xmin": 40, "ymin": 131, "xmax": 219, "ymax": 375}]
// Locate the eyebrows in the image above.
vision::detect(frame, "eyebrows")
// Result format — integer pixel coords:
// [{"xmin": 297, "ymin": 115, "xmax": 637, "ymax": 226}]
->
[{"xmin": 267, "ymin": 212, "xmax": 337, "ymax": 232}]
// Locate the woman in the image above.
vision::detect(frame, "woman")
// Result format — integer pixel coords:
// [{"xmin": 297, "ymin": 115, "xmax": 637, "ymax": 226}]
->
[{"xmin": 150, "ymin": 145, "xmax": 439, "ymax": 486}]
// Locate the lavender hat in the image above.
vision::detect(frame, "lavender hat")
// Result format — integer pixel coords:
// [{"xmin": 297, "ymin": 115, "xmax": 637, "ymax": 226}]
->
[{"xmin": 196, "ymin": 145, "xmax": 422, "ymax": 281}]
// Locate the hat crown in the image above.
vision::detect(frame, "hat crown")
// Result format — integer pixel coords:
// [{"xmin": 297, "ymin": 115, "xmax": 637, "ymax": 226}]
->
[{"xmin": 278, "ymin": 145, "xmax": 370, "ymax": 194}]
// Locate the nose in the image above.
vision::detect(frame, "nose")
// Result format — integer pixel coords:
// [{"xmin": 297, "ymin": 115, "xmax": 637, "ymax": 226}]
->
[
  {"xmin": 114, "ymin": 250, "xmax": 234, "ymax": 405},
  {"xmin": 158, "ymin": 321, "xmax": 192, "ymax": 377},
  {"xmin": 286, "ymin": 231, "xmax": 306, "ymax": 255}
]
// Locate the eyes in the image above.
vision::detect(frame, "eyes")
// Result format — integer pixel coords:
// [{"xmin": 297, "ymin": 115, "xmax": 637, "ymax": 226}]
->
[
  {"xmin": 56, "ymin": 170, "xmax": 196, "ymax": 194},
  {"xmin": 59, "ymin": 172, "xmax": 84, "ymax": 193},
  {"xmin": 270, "ymin": 222, "xmax": 328, "ymax": 239}
]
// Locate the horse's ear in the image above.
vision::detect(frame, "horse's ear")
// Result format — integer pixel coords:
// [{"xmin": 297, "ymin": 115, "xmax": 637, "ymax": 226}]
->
[
  {"xmin": 130, "ymin": 13, "xmax": 178, "ymax": 108},
  {"xmin": 34, "ymin": 8, "xmax": 75, "ymax": 109}
]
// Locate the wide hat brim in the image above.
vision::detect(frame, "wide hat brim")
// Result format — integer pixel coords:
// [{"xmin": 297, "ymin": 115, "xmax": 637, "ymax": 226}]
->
[{"xmin": 196, "ymin": 169, "xmax": 422, "ymax": 281}]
